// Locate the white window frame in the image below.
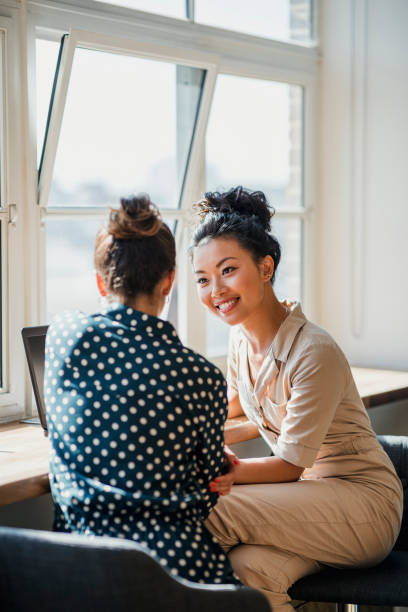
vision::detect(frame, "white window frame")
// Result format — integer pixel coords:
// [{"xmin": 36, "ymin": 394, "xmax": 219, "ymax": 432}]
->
[
  {"xmin": 1, "ymin": 0, "xmax": 318, "ymax": 420},
  {"xmin": 0, "ymin": 11, "xmax": 30, "ymax": 419}
]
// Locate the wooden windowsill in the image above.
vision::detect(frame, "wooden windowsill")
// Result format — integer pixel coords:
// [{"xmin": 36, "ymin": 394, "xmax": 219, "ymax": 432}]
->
[{"xmin": 1, "ymin": 367, "xmax": 408, "ymax": 508}]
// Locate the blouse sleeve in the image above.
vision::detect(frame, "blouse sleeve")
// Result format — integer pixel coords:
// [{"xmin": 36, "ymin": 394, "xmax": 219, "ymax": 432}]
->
[
  {"xmin": 275, "ymin": 342, "xmax": 348, "ymax": 468},
  {"xmin": 194, "ymin": 368, "xmax": 228, "ymax": 517}
]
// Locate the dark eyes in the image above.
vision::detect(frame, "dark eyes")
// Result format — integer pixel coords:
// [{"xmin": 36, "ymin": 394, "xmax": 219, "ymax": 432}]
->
[
  {"xmin": 222, "ymin": 266, "xmax": 236, "ymax": 275},
  {"xmin": 196, "ymin": 266, "xmax": 237, "ymax": 286}
]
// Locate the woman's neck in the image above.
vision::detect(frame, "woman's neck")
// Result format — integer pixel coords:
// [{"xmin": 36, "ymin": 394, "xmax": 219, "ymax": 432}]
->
[
  {"xmin": 240, "ymin": 286, "xmax": 289, "ymax": 356},
  {"xmin": 109, "ymin": 293, "xmax": 163, "ymax": 318}
]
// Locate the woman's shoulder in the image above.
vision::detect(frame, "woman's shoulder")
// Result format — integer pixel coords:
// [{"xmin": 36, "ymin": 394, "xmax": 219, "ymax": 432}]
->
[
  {"xmin": 47, "ymin": 309, "xmax": 110, "ymax": 348},
  {"xmin": 48, "ymin": 309, "xmax": 93, "ymax": 332},
  {"xmin": 291, "ymin": 318, "xmax": 350, "ymax": 373}
]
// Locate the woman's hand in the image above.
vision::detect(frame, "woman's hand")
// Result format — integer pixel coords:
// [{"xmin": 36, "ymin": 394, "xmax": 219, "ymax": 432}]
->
[{"xmin": 209, "ymin": 446, "xmax": 240, "ymax": 496}]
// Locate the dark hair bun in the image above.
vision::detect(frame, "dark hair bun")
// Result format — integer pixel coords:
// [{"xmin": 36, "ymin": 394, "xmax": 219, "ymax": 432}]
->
[
  {"xmin": 108, "ymin": 194, "xmax": 162, "ymax": 239},
  {"xmin": 195, "ymin": 186, "xmax": 273, "ymax": 232}
]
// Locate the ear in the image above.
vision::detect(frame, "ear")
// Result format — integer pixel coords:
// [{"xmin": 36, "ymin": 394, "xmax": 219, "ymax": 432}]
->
[
  {"xmin": 161, "ymin": 269, "xmax": 176, "ymax": 297},
  {"xmin": 96, "ymin": 272, "xmax": 107, "ymax": 297},
  {"xmin": 260, "ymin": 255, "xmax": 274, "ymax": 283}
]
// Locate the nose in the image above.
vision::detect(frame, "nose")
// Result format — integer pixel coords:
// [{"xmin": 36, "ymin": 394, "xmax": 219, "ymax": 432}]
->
[{"xmin": 211, "ymin": 278, "xmax": 226, "ymax": 298}]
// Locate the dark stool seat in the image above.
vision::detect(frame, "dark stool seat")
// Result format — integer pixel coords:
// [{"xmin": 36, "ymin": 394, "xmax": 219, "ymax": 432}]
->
[
  {"xmin": 289, "ymin": 435, "xmax": 408, "ymax": 609},
  {"xmin": 289, "ymin": 551, "xmax": 408, "ymax": 606}
]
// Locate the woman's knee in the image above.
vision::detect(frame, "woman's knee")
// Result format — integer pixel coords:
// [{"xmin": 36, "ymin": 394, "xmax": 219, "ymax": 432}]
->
[{"xmin": 229, "ymin": 544, "xmax": 320, "ymax": 594}]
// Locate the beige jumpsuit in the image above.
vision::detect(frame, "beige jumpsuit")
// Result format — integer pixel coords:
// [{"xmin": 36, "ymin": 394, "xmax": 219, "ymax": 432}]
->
[{"xmin": 206, "ymin": 304, "xmax": 403, "ymax": 611}]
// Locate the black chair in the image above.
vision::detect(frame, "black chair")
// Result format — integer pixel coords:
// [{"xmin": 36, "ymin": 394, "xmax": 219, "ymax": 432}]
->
[
  {"xmin": 0, "ymin": 525, "xmax": 269, "ymax": 612},
  {"xmin": 289, "ymin": 435, "xmax": 408, "ymax": 610}
]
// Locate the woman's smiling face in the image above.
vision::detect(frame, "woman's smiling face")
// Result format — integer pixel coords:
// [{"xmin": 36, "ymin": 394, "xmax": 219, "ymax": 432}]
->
[{"xmin": 193, "ymin": 237, "xmax": 273, "ymax": 326}]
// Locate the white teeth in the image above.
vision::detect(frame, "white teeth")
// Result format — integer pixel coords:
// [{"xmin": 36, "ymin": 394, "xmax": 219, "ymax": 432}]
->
[{"xmin": 218, "ymin": 299, "xmax": 237, "ymax": 312}]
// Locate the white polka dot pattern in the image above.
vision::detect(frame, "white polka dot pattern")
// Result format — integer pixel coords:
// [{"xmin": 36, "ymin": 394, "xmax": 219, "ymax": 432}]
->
[{"xmin": 45, "ymin": 303, "xmax": 240, "ymax": 585}]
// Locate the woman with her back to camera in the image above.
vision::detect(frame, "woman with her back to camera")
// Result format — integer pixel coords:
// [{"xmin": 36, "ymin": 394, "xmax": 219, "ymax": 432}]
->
[
  {"xmin": 44, "ymin": 195, "xmax": 241, "ymax": 586},
  {"xmin": 190, "ymin": 186, "xmax": 403, "ymax": 611}
]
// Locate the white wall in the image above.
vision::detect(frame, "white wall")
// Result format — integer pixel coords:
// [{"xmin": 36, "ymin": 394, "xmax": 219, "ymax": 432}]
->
[{"xmin": 318, "ymin": 0, "xmax": 408, "ymax": 371}]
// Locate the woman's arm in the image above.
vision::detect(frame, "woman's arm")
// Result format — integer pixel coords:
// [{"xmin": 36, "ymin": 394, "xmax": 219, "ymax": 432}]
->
[
  {"xmin": 211, "ymin": 455, "xmax": 303, "ymax": 494},
  {"xmin": 227, "ymin": 387, "xmax": 244, "ymax": 418},
  {"xmin": 213, "ymin": 388, "xmax": 303, "ymax": 494},
  {"xmin": 215, "ymin": 343, "xmax": 348, "ymax": 493}
]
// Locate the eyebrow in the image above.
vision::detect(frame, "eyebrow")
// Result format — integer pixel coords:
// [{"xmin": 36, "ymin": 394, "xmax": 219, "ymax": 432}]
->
[{"xmin": 194, "ymin": 256, "xmax": 238, "ymax": 275}]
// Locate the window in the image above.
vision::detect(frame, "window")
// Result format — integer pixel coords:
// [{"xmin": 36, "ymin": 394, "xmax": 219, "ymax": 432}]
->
[
  {"xmin": 205, "ymin": 74, "xmax": 304, "ymax": 356},
  {"xmin": 1, "ymin": 0, "xmax": 317, "ymax": 418},
  {"xmin": 40, "ymin": 48, "xmax": 205, "ymax": 209},
  {"xmin": 195, "ymin": 0, "xmax": 314, "ymax": 42},
  {"xmin": 38, "ymin": 31, "xmax": 213, "ymax": 324}
]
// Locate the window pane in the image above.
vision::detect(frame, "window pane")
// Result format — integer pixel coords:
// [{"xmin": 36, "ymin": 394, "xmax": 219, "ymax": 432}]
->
[
  {"xmin": 195, "ymin": 0, "xmax": 313, "ymax": 42},
  {"xmin": 273, "ymin": 217, "xmax": 303, "ymax": 302},
  {"xmin": 42, "ymin": 46, "xmax": 205, "ymax": 209},
  {"xmin": 206, "ymin": 74, "xmax": 303, "ymax": 209},
  {"xmin": 46, "ymin": 218, "xmax": 102, "ymax": 319},
  {"xmin": 206, "ymin": 218, "xmax": 303, "ymax": 357},
  {"xmin": 94, "ymin": 0, "xmax": 186, "ymax": 20},
  {"xmin": 36, "ymin": 39, "xmax": 60, "ymax": 168},
  {"xmin": 46, "ymin": 217, "xmax": 177, "ymax": 320}
]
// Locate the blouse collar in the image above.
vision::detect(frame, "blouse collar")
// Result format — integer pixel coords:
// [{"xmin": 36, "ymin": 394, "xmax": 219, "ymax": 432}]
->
[
  {"xmin": 102, "ymin": 302, "xmax": 179, "ymax": 341},
  {"xmin": 270, "ymin": 302, "xmax": 307, "ymax": 363}
]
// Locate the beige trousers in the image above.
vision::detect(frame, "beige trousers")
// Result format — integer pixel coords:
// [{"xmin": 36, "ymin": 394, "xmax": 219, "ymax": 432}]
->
[{"xmin": 205, "ymin": 477, "xmax": 401, "ymax": 612}]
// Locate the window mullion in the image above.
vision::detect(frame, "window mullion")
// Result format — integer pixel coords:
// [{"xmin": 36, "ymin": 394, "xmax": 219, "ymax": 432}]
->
[{"xmin": 176, "ymin": 58, "xmax": 217, "ymax": 355}]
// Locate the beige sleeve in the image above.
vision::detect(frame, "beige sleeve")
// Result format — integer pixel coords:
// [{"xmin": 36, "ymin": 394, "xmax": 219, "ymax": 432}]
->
[
  {"xmin": 226, "ymin": 328, "xmax": 239, "ymax": 392},
  {"xmin": 275, "ymin": 342, "xmax": 348, "ymax": 468}
]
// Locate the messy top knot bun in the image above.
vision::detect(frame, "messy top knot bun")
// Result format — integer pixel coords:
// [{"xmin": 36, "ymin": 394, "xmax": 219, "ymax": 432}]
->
[
  {"xmin": 195, "ymin": 186, "xmax": 272, "ymax": 232},
  {"xmin": 95, "ymin": 195, "xmax": 175, "ymax": 299},
  {"xmin": 191, "ymin": 186, "xmax": 281, "ymax": 285},
  {"xmin": 108, "ymin": 195, "xmax": 162, "ymax": 239}
]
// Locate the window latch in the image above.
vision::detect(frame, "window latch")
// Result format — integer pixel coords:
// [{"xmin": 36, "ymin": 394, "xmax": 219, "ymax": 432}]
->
[{"xmin": 8, "ymin": 203, "xmax": 17, "ymax": 227}]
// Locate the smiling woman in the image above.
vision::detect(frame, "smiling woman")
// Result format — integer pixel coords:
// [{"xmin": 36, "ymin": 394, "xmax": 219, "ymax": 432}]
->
[
  {"xmin": 189, "ymin": 186, "xmax": 404, "ymax": 612},
  {"xmin": 191, "ymin": 187, "xmax": 282, "ymax": 329}
]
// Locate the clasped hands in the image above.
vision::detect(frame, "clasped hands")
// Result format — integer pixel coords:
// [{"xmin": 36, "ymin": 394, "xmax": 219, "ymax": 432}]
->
[{"xmin": 209, "ymin": 445, "xmax": 240, "ymax": 496}]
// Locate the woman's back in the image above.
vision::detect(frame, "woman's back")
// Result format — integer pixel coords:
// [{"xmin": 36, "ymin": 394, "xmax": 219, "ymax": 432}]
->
[
  {"xmin": 43, "ymin": 194, "xmax": 240, "ymax": 585},
  {"xmin": 45, "ymin": 303, "xmax": 226, "ymax": 534}
]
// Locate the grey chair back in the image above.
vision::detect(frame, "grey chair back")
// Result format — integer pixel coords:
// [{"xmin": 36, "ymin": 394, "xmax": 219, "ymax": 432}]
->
[
  {"xmin": 0, "ymin": 527, "xmax": 269, "ymax": 612},
  {"xmin": 377, "ymin": 435, "xmax": 408, "ymax": 550}
]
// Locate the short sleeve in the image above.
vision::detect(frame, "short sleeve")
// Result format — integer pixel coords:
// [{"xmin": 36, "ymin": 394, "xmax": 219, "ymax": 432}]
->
[
  {"xmin": 226, "ymin": 328, "xmax": 239, "ymax": 393},
  {"xmin": 275, "ymin": 342, "xmax": 348, "ymax": 468}
]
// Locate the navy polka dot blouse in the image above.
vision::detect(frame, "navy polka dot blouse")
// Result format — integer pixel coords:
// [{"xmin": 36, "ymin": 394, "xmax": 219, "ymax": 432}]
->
[{"xmin": 44, "ymin": 303, "xmax": 240, "ymax": 585}]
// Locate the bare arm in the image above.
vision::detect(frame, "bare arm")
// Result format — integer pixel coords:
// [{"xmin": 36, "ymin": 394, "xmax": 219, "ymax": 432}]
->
[
  {"xmin": 214, "ymin": 388, "xmax": 303, "ymax": 492},
  {"xmin": 211, "ymin": 454, "xmax": 303, "ymax": 494},
  {"xmin": 233, "ymin": 455, "xmax": 304, "ymax": 484},
  {"xmin": 227, "ymin": 387, "xmax": 244, "ymax": 418}
]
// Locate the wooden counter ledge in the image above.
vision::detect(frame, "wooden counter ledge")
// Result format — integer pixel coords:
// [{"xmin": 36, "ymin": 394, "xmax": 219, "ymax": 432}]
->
[
  {"xmin": 0, "ymin": 422, "xmax": 50, "ymax": 507},
  {"xmin": 1, "ymin": 367, "xmax": 408, "ymax": 507}
]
